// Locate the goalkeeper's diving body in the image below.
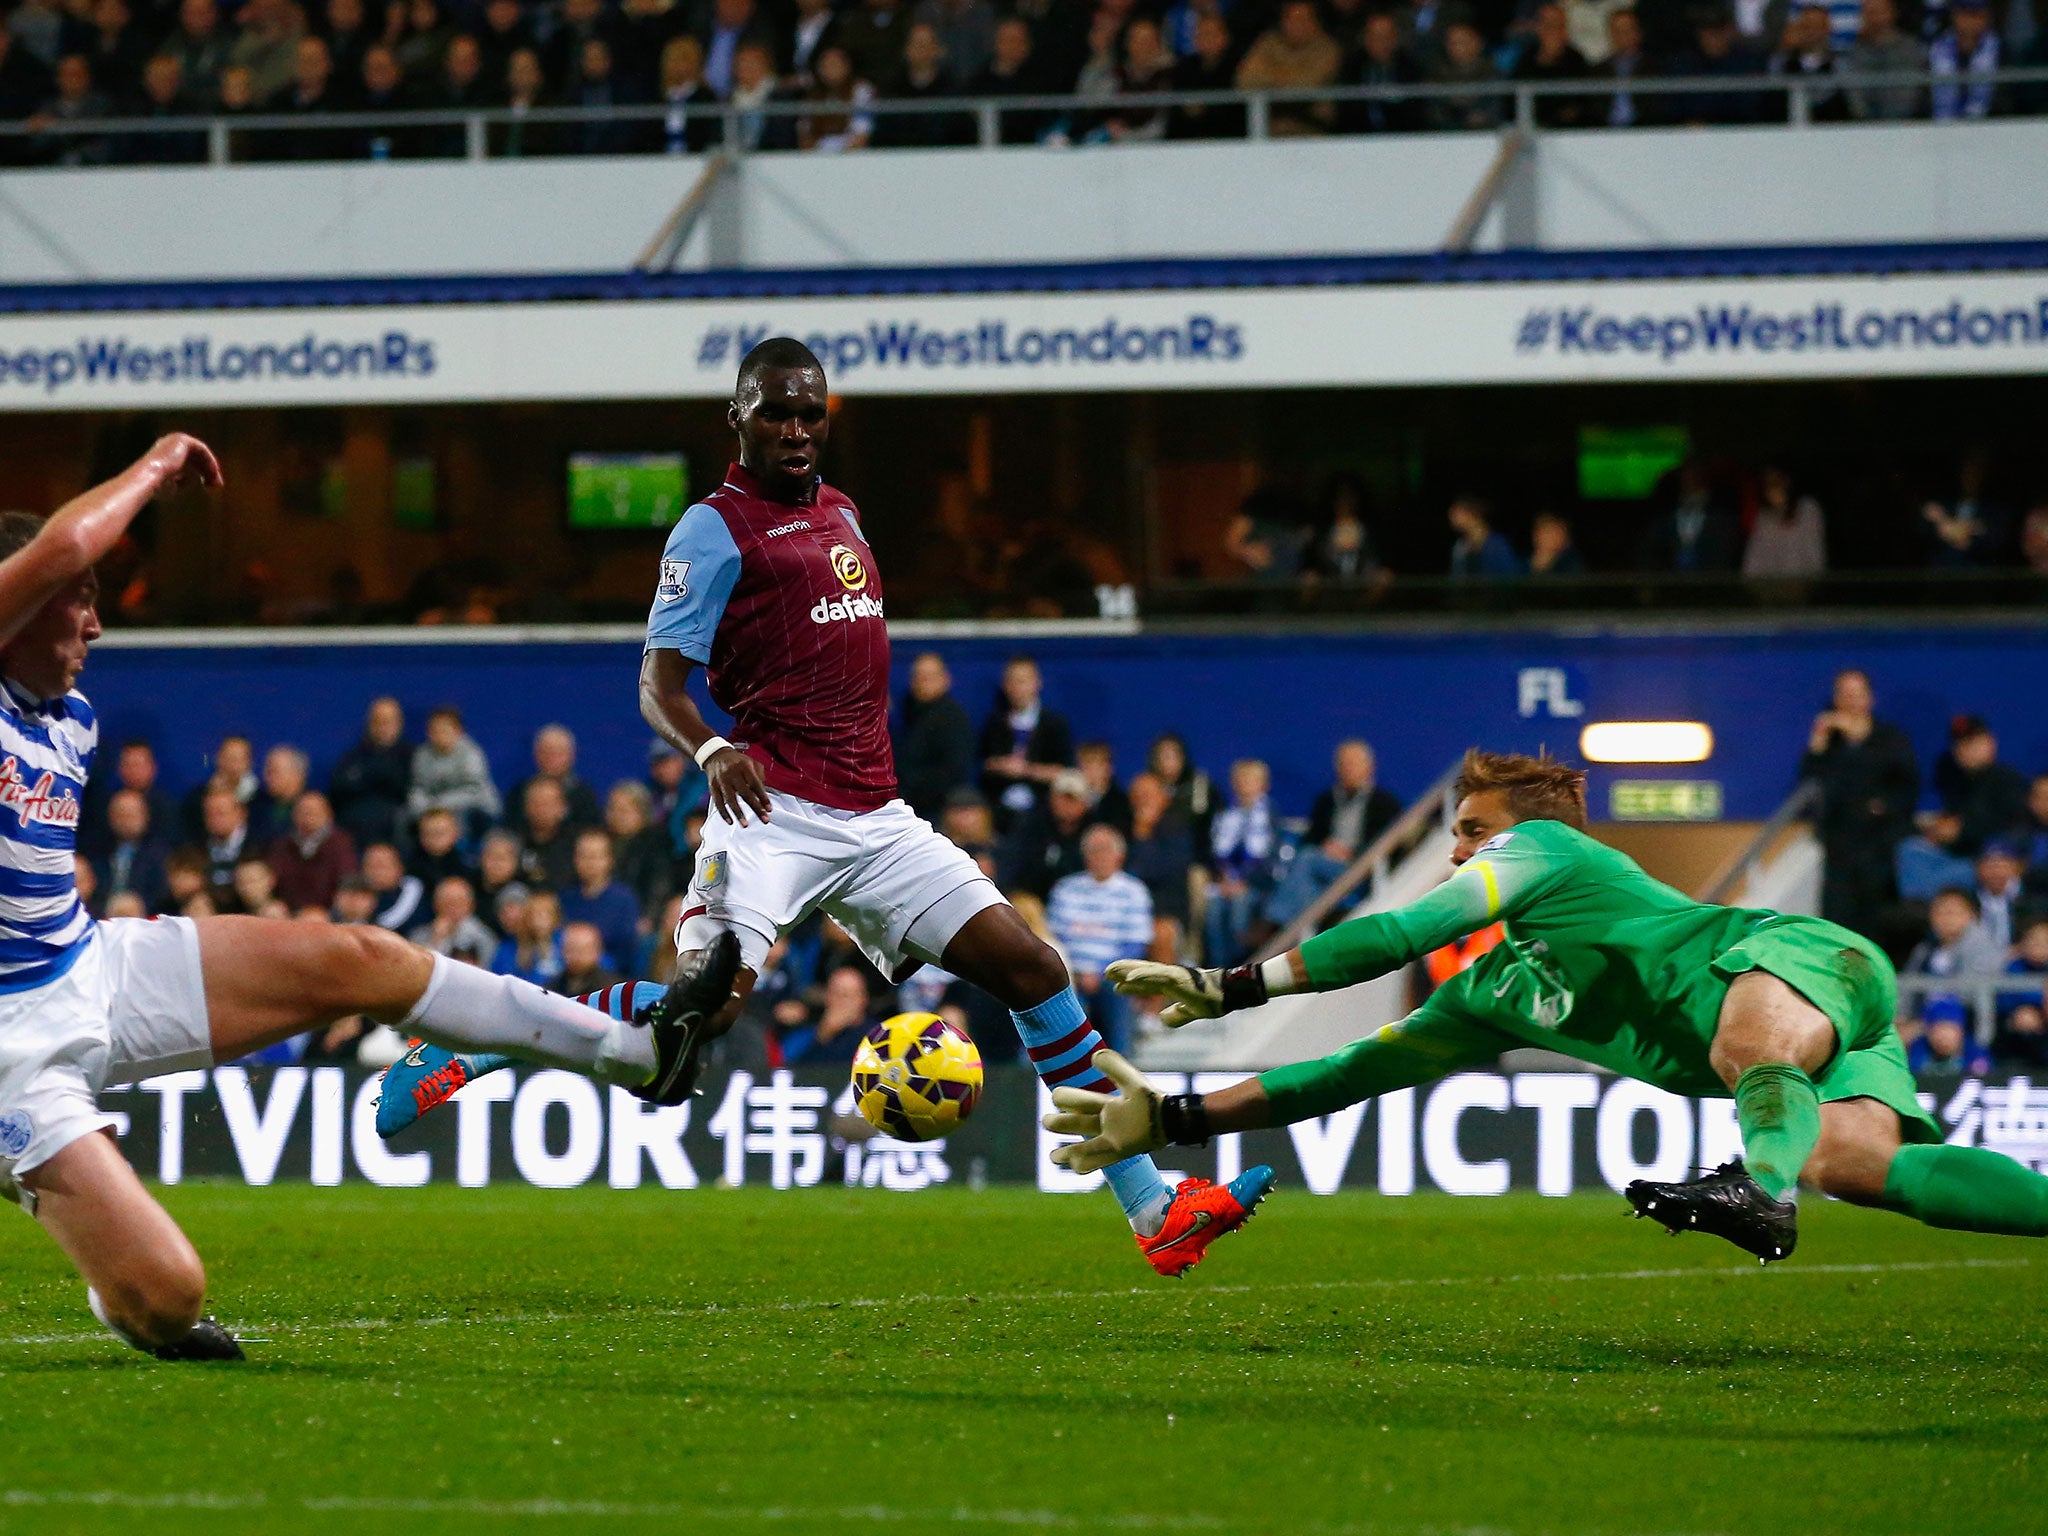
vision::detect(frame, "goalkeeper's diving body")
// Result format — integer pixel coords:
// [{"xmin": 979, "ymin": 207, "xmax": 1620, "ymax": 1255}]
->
[{"xmin": 1050, "ymin": 750, "xmax": 2048, "ymax": 1262}]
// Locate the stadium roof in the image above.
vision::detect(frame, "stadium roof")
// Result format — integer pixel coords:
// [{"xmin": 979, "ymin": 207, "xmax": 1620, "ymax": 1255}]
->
[{"xmin": 3, "ymin": 239, "xmax": 2046, "ymax": 313}]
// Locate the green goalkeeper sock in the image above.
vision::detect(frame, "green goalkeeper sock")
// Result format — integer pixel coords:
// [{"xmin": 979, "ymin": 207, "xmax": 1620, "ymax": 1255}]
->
[
  {"xmin": 1881, "ymin": 1144, "xmax": 2048, "ymax": 1236},
  {"xmin": 1733, "ymin": 1063, "xmax": 1821, "ymax": 1201}
]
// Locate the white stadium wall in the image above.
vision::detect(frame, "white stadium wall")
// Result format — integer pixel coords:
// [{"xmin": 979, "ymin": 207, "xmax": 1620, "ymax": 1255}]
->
[{"xmin": 1, "ymin": 120, "xmax": 2046, "ymax": 283}]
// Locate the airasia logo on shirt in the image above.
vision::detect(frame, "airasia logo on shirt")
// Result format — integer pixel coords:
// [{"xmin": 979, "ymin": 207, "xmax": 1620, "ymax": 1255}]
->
[{"xmin": 0, "ymin": 755, "xmax": 81, "ymax": 829}]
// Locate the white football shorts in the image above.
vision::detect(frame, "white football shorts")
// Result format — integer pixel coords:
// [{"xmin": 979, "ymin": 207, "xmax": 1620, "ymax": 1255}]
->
[
  {"xmin": 0, "ymin": 916, "xmax": 213, "ymax": 1212},
  {"xmin": 677, "ymin": 790, "xmax": 1003, "ymax": 981}
]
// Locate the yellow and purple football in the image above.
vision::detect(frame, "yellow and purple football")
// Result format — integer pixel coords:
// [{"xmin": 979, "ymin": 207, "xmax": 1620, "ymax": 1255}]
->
[{"xmin": 850, "ymin": 1012, "xmax": 983, "ymax": 1142}]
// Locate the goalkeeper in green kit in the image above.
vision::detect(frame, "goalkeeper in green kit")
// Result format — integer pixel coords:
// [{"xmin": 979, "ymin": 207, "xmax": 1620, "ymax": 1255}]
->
[{"xmin": 1045, "ymin": 750, "xmax": 2048, "ymax": 1263}]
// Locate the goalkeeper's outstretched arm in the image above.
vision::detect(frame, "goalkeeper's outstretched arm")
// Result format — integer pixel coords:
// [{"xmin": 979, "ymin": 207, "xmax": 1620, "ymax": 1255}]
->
[{"xmin": 1108, "ymin": 835, "xmax": 1545, "ymax": 1027}]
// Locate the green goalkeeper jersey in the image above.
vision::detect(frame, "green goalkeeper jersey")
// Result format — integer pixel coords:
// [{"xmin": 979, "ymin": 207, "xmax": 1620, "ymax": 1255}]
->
[{"xmin": 1290, "ymin": 819, "xmax": 1898, "ymax": 1100}]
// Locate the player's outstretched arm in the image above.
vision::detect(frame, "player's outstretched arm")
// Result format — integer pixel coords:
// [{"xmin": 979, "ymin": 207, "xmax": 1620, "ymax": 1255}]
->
[
  {"xmin": 638, "ymin": 647, "xmax": 773, "ymax": 826},
  {"xmin": 1112, "ymin": 835, "xmax": 1554, "ymax": 1023},
  {"xmin": 0, "ymin": 433, "xmax": 220, "ymax": 649},
  {"xmin": 1043, "ymin": 1050, "xmax": 1273, "ymax": 1174}
]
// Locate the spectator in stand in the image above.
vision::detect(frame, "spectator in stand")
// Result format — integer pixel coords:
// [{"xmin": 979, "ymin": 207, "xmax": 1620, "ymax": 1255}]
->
[
  {"xmin": 1005, "ymin": 768, "xmax": 1094, "ymax": 899},
  {"xmin": 277, "ymin": 36, "xmax": 355, "ymax": 161},
  {"xmin": 1569, "ymin": 0, "xmax": 1631, "ymax": 62},
  {"xmin": 1048, "ymin": 825, "xmax": 1154, "ymax": 1052},
  {"xmin": 93, "ymin": 789, "xmax": 170, "ymax": 915},
  {"xmin": 1341, "ymin": 11, "xmax": 1423, "ymax": 133},
  {"xmin": 360, "ymin": 841, "xmax": 428, "ymax": 931},
  {"xmin": 647, "ymin": 738, "xmax": 706, "ymax": 851},
  {"xmin": 1237, "ymin": 0, "xmax": 1341, "ymax": 135},
  {"xmin": 408, "ymin": 705, "xmax": 501, "ymax": 834},
  {"xmin": 1929, "ymin": 0, "xmax": 1998, "ymax": 119},
  {"xmin": 659, "ymin": 35, "xmax": 720, "ymax": 153},
  {"xmin": 872, "ymin": 21, "xmax": 970, "ymax": 145},
  {"xmin": 972, "ymin": 16, "xmax": 1052, "ymax": 141},
  {"xmin": 251, "ymin": 743, "xmax": 310, "ymax": 844},
  {"xmin": 1800, "ymin": 667, "xmax": 1919, "ymax": 936},
  {"xmin": 2022, "ymin": 506, "xmax": 2048, "ymax": 576},
  {"xmin": 1425, "ymin": 19, "xmax": 1503, "ymax": 130},
  {"xmin": 395, "ymin": 0, "xmax": 456, "ymax": 79},
  {"xmin": 1896, "ymin": 810, "xmax": 1974, "ymax": 902},
  {"xmin": 267, "ymin": 789, "xmax": 358, "ymax": 910},
  {"xmin": 1905, "ymin": 886, "xmax": 2005, "ymax": 981},
  {"xmin": 938, "ymin": 788, "xmax": 999, "ymax": 870},
  {"xmin": 1147, "ymin": 731, "xmax": 1216, "ymax": 853},
  {"xmin": 1769, "ymin": 3, "xmax": 1846, "ymax": 120},
  {"xmin": 86, "ymin": 0, "xmax": 146, "ymax": 105},
  {"xmin": 1994, "ymin": 917, "xmax": 2048, "ymax": 1066},
  {"xmin": 1743, "ymin": 466, "xmax": 1827, "ymax": 577},
  {"xmin": 896, "ymin": 651, "xmax": 975, "ymax": 825},
  {"xmin": 476, "ymin": 830, "xmax": 525, "ymax": 936},
  {"xmin": 408, "ymin": 805, "xmax": 475, "ymax": 889},
  {"xmin": 1908, "ymin": 996, "xmax": 1991, "ymax": 1078},
  {"xmin": 430, "ymin": 33, "xmax": 491, "ymax": 128},
  {"xmin": 34, "ymin": 55, "xmax": 114, "ymax": 167},
  {"xmin": 492, "ymin": 888, "xmax": 564, "ymax": 988},
  {"xmin": 1592, "ymin": 7, "xmax": 1656, "ymax": 126},
  {"xmin": 1224, "ymin": 490, "xmax": 1311, "ymax": 583},
  {"xmin": 518, "ymin": 777, "xmax": 580, "ymax": 891},
  {"xmin": 781, "ymin": 963, "xmax": 877, "ymax": 1064},
  {"xmin": 163, "ymin": 849, "xmax": 209, "ymax": 917},
  {"xmin": 1514, "ymin": 1, "xmax": 1591, "ymax": 126},
  {"xmin": 1168, "ymin": 11, "xmax": 1244, "ymax": 139},
  {"xmin": 2020, "ymin": 774, "xmax": 2048, "ymax": 902},
  {"xmin": 604, "ymin": 781, "xmax": 675, "ymax": 919},
  {"xmin": 229, "ymin": 0, "xmax": 305, "ymax": 103},
  {"xmin": 1075, "ymin": 741, "xmax": 1131, "ymax": 836},
  {"xmin": 82, "ymin": 737, "xmax": 174, "ymax": 858},
  {"xmin": 548, "ymin": 0, "xmax": 620, "ymax": 91},
  {"xmin": 1668, "ymin": 3, "xmax": 1763, "ymax": 125},
  {"xmin": 163, "ymin": 0, "xmax": 228, "ymax": 107},
  {"xmin": 1974, "ymin": 841, "xmax": 2033, "ymax": 955},
  {"xmin": 1098, "ymin": 16, "xmax": 1173, "ymax": 140},
  {"xmin": 556, "ymin": 921, "xmax": 623, "ymax": 996},
  {"xmin": 409, "ymin": 875, "xmax": 498, "ymax": 965},
  {"xmin": 727, "ymin": 40, "xmax": 799, "ymax": 151},
  {"xmin": 321, "ymin": 0, "xmax": 374, "ymax": 88},
  {"xmin": 978, "ymin": 654, "xmax": 1073, "ymax": 829},
  {"xmin": 332, "ymin": 875, "xmax": 378, "ymax": 924},
  {"xmin": 841, "ymin": 0, "xmax": 909, "ymax": 92},
  {"xmin": 696, "ymin": 0, "xmax": 755, "ymax": 96},
  {"xmin": 1124, "ymin": 770, "xmax": 1194, "ymax": 956},
  {"xmin": 1934, "ymin": 714, "xmax": 2030, "ymax": 856},
  {"xmin": 1448, "ymin": 496, "xmax": 1524, "ymax": 579},
  {"xmin": 118, "ymin": 54, "xmax": 206, "ymax": 165},
  {"xmin": 495, "ymin": 46, "xmax": 559, "ymax": 156},
  {"xmin": 917, "ymin": 0, "xmax": 996, "ymax": 83},
  {"xmin": 559, "ymin": 826, "xmax": 643, "ymax": 970},
  {"xmin": 191, "ymin": 785, "xmax": 251, "ymax": 903},
  {"xmin": 566, "ymin": 37, "xmax": 645, "ymax": 155},
  {"xmin": 1640, "ymin": 465, "xmax": 1739, "ymax": 573},
  {"xmin": 355, "ymin": 44, "xmax": 414, "ymax": 158},
  {"xmin": 1205, "ymin": 757, "xmax": 1277, "ymax": 965},
  {"xmin": 231, "ymin": 858, "xmax": 288, "ymax": 919},
  {"xmin": 1920, "ymin": 451, "xmax": 2006, "ymax": 566},
  {"xmin": 1262, "ymin": 739, "xmax": 1404, "ymax": 938},
  {"xmin": 620, "ymin": 0, "xmax": 682, "ymax": 91},
  {"xmin": 1528, "ymin": 511, "xmax": 1586, "ymax": 577},
  {"xmin": 182, "ymin": 732, "xmax": 255, "ymax": 843},
  {"xmin": 1844, "ymin": 0, "xmax": 1921, "ymax": 118},
  {"xmin": 329, "ymin": 695, "xmax": 413, "ymax": 850},
  {"xmin": 1307, "ymin": 473, "xmax": 1389, "ymax": 588}
]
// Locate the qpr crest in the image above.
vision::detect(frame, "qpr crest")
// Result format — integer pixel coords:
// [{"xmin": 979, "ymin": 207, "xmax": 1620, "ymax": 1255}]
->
[
  {"xmin": 656, "ymin": 558, "xmax": 691, "ymax": 604},
  {"xmin": 0, "ymin": 1109, "xmax": 32, "ymax": 1158}
]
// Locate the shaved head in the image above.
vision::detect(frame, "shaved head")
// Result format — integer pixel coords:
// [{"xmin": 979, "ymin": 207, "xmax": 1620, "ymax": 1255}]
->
[{"xmin": 735, "ymin": 336, "xmax": 825, "ymax": 402}]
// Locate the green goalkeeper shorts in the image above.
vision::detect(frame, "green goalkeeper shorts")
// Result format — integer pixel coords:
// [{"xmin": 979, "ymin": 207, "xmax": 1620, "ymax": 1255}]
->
[{"xmin": 1711, "ymin": 913, "xmax": 1941, "ymax": 1144}]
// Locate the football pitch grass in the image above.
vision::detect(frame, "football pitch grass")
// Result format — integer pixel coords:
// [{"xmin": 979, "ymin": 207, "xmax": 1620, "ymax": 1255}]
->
[{"xmin": 2, "ymin": 1184, "xmax": 2042, "ymax": 1536}]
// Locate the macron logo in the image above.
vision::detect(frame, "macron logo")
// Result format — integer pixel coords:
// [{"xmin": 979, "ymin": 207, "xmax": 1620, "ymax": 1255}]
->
[
  {"xmin": 811, "ymin": 593, "xmax": 886, "ymax": 624},
  {"xmin": 764, "ymin": 520, "xmax": 813, "ymax": 538}
]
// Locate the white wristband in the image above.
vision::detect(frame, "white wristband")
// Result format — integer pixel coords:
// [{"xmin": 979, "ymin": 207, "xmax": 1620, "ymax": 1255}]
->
[
  {"xmin": 1259, "ymin": 955, "xmax": 1301, "ymax": 997},
  {"xmin": 694, "ymin": 736, "xmax": 733, "ymax": 769}
]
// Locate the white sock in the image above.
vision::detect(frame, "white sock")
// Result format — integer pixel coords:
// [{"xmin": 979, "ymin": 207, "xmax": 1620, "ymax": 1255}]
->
[
  {"xmin": 89, "ymin": 1286, "xmax": 149, "ymax": 1353},
  {"xmin": 400, "ymin": 955, "xmax": 654, "ymax": 1086}
]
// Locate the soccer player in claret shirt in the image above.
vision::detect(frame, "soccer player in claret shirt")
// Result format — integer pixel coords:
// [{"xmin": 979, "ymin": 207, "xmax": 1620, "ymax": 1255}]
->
[
  {"xmin": 1052, "ymin": 750, "xmax": 2048, "ymax": 1261},
  {"xmin": 382, "ymin": 337, "xmax": 1273, "ymax": 1274},
  {"xmin": 0, "ymin": 436, "xmax": 728, "ymax": 1363}
]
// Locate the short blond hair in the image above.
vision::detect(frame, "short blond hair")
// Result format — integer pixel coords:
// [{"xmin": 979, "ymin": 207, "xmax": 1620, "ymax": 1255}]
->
[{"xmin": 1454, "ymin": 749, "xmax": 1588, "ymax": 830}]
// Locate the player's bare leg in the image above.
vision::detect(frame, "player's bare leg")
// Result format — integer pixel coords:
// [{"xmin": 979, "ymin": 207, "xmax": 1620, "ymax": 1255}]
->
[
  {"xmin": 1809, "ymin": 1088, "xmax": 2048, "ymax": 1237},
  {"xmin": 22, "ymin": 1130, "xmax": 223, "ymax": 1355},
  {"xmin": 1628, "ymin": 972, "xmax": 1835, "ymax": 1261}
]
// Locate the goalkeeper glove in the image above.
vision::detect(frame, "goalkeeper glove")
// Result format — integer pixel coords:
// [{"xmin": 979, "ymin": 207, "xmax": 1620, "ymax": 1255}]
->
[
  {"xmin": 1105, "ymin": 958, "xmax": 1271, "ymax": 1028},
  {"xmin": 1042, "ymin": 1049, "xmax": 1216, "ymax": 1174}
]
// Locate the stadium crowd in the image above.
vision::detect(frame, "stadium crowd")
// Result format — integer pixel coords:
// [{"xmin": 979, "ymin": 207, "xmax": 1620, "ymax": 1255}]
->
[
  {"xmin": 71, "ymin": 657, "xmax": 1403, "ymax": 1072},
  {"xmin": 0, "ymin": 0, "xmax": 2043, "ymax": 164},
  {"xmin": 1800, "ymin": 669, "xmax": 2048, "ymax": 1071}
]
